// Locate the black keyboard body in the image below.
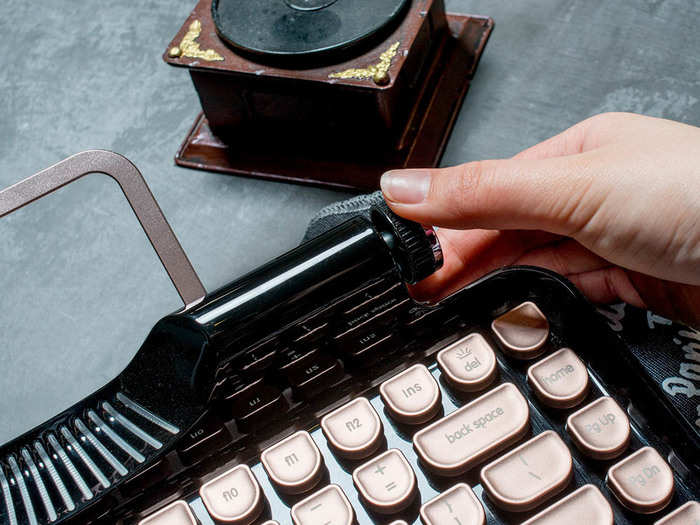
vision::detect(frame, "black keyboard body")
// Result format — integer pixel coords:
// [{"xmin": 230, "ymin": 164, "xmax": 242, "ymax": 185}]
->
[{"xmin": 1, "ymin": 211, "xmax": 698, "ymax": 525}]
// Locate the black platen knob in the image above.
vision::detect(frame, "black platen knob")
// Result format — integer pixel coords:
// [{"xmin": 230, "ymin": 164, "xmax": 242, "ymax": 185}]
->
[{"xmin": 371, "ymin": 200, "xmax": 443, "ymax": 284}]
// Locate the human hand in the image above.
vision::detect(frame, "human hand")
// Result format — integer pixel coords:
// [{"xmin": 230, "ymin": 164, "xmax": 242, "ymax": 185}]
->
[{"xmin": 380, "ymin": 112, "xmax": 700, "ymax": 327}]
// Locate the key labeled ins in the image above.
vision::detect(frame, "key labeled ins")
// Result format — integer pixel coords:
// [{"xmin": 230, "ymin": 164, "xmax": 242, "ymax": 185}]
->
[
  {"xmin": 199, "ymin": 464, "xmax": 263, "ymax": 524},
  {"xmin": 492, "ymin": 301, "xmax": 549, "ymax": 359},
  {"xmin": 420, "ymin": 483, "xmax": 486, "ymax": 525},
  {"xmin": 353, "ymin": 449, "xmax": 417, "ymax": 514},
  {"xmin": 380, "ymin": 364, "xmax": 441, "ymax": 424},
  {"xmin": 480, "ymin": 430, "xmax": 573, "ymax": 512},
  {"xmin": 527, "ymin": 347, "xmax": 589, "ymax": 408},
  {"xmin": 413, "ymin": 382, "xmax": 529, "ymax": 476},
  {"xmin": 437, "ymin": 333, "xmax": 497, "ymax": 392},
  {"xmin": 567, "ymin": 396, "xmax": 630, "ymax": 459},
  {"xmin": 261, "ymin": 431, "xmax": 323, "ymax": 494},
  {"xmin": 291, "ymin": 484, "xmax": 354, "ymax": 525},
  {"xmin": 321, "ymin": 397, "xmax": 383, "ymax": 459},
  {"xmin": 607, "ymin": 446, "xmax": 675, "ymax": 514}
]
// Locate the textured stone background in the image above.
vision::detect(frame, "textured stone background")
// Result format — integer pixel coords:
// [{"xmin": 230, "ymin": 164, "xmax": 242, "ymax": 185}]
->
[{"xmin": 1, "ymin": 0, "xmax": 698, "ymax": 442}]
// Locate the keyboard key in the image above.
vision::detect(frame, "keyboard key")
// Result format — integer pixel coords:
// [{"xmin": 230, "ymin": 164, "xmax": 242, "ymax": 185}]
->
[
  {"xmin": 413, "ymin": 383, "xmax": 529, "ymax": 476},
  {"xmin": 261, "ymin": 521, "xmax": 280, "ymax": 525},
  {"xmin": 339, "ymin": 329, "xmax": 396, "ymax": 361},
  {"xmin": 353, "ymin": 449, "xmax": 417, "ymax": 514},
  {"xmin": 138, "ymin": 500, "xmax": 197, "ymax": 525},
  {"xmin": 289, "ymin": 318, "xmax": 329, "ymax": 346},
  {"xmin": 342, "ymin": 282, "xmax": 403, "ymax": 316},
  {"xmin": 279, "ymin": 347, "xmax": 320, "ymax": 373},
  {"xmin": 261, "ymin": 431, "xmax": 323, "ymax": 494},
  {"xmin": 336, "ymin": 279, "xmax": 395, "ymax": 313},
  {"xmin": 522, "ymin": 484, "xmax": 613, "ymax": 525},
  {"xmin": 321, "ymin": 397, "xmax": 383, "ymax": 459},
  {"xmin": 239, "ymin": 339, "xmax": 279, "ymax": 375},
  {"xmin": 419, "ymin": 483, "xmax": 485, "ymax": 525},
  {"xmin": 404, "ymin": 305, "xmax": 459, "ymax": 336},
  {"xmin": 199, "ymin": 464, "xmax": 263, "ymax": 524},
  {"xmin": 480, "ymin": 430, "xmax": 573, "ymax": 512},
  {"xmin": 177, "ymin": 412, "xmax": 232, "ymax": 466},
  {"xmin": 607, "ymin": 446, "xmax": 675, "ymax": 514},
  {"xmin": 227, "ymin": 381, "xmax": 286, "ymax": 432},
  {"xmin": 334, "ymin": 287, "xmax": 410, "ymax": 342},
  {"xmin": 286, "ymin": 353, "xmax": 344, "ymax": 399},
  {"xmin": 527, "ymin": 347, "xmax": 589, "ymax": 408},
  {"xmin": 437, "ymin": 333, "xmax": 498, "ymax": 392},
  {"xmin": 380, "ymin": 364, "xmax": 441, "ymax": 424},
  {"xmin": 291, "ymin": 484, "xmax": 355, "ymax": 525},
  {"xmin": 654, "ymin": 501, "xmax": 700, "ymax": 524},
  {"xmin": 566, "ymin": 396, "xmax": 630, "ymax": 459},
  {"xmin": 389, "ymin": 521, "xmax": 409, "ymax": 525},
  {"xmin": 491, "ymin": 302, "xmax": 549, "ymax": 359}
]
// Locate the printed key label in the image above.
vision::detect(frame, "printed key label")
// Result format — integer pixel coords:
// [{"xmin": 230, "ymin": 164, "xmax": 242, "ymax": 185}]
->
[
  {"xmin": 221, "ymin": 487, "xmax": 239, "ymax": 501},
  {"xmin": 540, "ymin": 364, "xmax": 575, "ymax": 386},
  {"xmin": 584, "ymin": 412, "xmax": 616, "ymax": 433},
  {"xmin": 629, "ymin": 464, "xmax": 661, "ymax": 487},
  {"xmin": 464, "ymin": 357, "xmax": 482, "ymax": 372},
  {"xmin": 402, "ymin": 383, "xmax": 423, "ymax": 398},
  {"xmin": 284, "ymin": 453, "xmax": 299, "ymax": 467},
  {"xmin": 445, "ymin": 406, "xmax": 506, "ymax": 443},
  {"xmin": 345, "ymin": 418, "xmax": 362, "ymax": 431}
]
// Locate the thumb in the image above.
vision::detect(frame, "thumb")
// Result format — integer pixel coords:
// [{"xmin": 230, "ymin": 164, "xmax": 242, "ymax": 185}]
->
[{"xmin": 380, "ymin": 156, "xmax": 594, "ymax": 235}]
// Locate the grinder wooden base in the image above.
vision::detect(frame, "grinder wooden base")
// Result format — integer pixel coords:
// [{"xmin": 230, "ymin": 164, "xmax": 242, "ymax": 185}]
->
[{"xmin": 173, "ymin": 14, "xmax": 493, "ymax": 192}]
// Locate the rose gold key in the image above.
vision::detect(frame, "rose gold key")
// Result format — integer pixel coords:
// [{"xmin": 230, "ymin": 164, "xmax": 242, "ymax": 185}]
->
[
  {"xmin": 353, "ymin": 449, "xmax": 417, "ymax": 514},
  {"xmin": 138, "ymin": 500, "xmax": 198, "ymax": 525},
  {"xmin": 492, "ymin": 302, "xmax": 549, "ymax": 359},
  {"xmin": 261, "ymin": 431, "xmax": 323, "ymax": 494},
  {"xmin": 522, "ymin": 484, "xmax": 613, "ymax": 525},
  {"xmin": 607, "ymin": 446, "xmax": 675, "ymax": 514},
  {"xmin": 567, "ymin": 396, "xmax": 630, "ymax": 459},
  {"xmin": 654, "ymin": 501, "xmax": 700, "ymax": 524},
  {"xmin": 413, "ymin": 382, "xmax": 529, "ymax": 476},
  {"xmin": 199, "ymin": 464, "xmax": 263, "ymax": 524},
  {"xmin": 480, "ymin": 430, "xmax": 573, "ymax": 512},
  {"xmin": 291, "ymin": 484, "xmax": 355, "ymax": 525},
  {"xmin": 527, "ymin": 347, "xmax": 589, "ymax": 408},
  {"xmin": 389, "ymin": 521, "xmax": 409, "ymax": 525},
  {"xmin": 321, "ymin": 397, "xmax": 383, "ymax": 459},
  {"xmin": 437, "ymin": 333, "xmax": 498, "ymax": 392},
  {"xmin": 419, "ymin": 483, "xmax": 485, "ymax": 525},
  {"xmin": 380, "ymin": 364, "xmax": 441, "ymax": 424},
  {"xmin": 261, "ymin": 522, "xmax": 280, "ymax": 525}
]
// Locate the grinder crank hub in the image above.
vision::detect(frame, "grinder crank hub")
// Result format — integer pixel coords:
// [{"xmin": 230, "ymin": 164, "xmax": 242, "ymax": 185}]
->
[{"xmin": 163, "ymin": 0, "xmax": 494, "ymax": 191}]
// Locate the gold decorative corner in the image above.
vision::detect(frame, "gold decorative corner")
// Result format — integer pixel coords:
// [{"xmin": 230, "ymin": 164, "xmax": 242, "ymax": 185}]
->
[
  {"xmin": 329, "ymin": 41, "xmax": 401, "ymax": 81},
  {"xmin": 176, "ymin": 20, "xmax": 224, "ymax": 62}
]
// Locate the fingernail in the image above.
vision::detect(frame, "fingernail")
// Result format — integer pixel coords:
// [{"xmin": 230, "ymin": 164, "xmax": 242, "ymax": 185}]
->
[{"xmin": 380, "ymin": 170, "xmax": 431, "ymax": 204}]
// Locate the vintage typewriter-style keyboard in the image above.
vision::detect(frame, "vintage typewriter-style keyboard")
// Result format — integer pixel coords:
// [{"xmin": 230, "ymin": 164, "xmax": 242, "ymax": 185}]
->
[
  {"xmin": 129, "ymin": 271, "xmax": 699, "ymax": 525},
  {"xmin": 1, "ymin": 169, "xmax": 698, "ymax": 525}
]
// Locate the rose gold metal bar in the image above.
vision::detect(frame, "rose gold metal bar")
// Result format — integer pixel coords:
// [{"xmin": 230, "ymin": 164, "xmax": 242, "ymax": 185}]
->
[{"xmin": 0, "ymin": 150, "xmax": 206, "ymax": 309}]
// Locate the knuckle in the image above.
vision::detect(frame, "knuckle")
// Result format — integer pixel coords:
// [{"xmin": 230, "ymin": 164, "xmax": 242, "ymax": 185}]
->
[{"xmin": 453, "ymin": 161, "xmax": 490, "ymax": 216}]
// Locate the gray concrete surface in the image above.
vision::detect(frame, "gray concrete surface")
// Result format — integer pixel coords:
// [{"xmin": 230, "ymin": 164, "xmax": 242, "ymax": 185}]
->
[{"xmin": 1, "ymin": 1, "xmax": 698, "ymax": 443}]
